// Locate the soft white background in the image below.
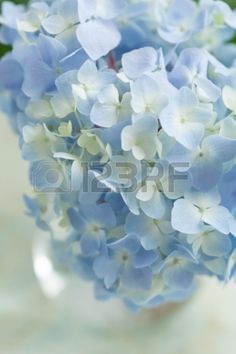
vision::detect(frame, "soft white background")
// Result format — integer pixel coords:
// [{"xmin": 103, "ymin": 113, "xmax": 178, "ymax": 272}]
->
[{"xmin": 1, "ymin": 113, "xmax": 236, "ymax": 354}]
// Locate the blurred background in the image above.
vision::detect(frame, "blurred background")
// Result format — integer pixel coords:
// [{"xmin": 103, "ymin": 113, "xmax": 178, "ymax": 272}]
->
[{"xmin": 1, "ymin": 1, "xmax": 236, "ymax": 354}]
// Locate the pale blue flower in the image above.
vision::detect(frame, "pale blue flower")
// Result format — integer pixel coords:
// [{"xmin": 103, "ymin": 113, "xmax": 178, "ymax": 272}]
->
[
  {"xmin": 125, "ymin": 210, "xmax": 174, "ymax": 251},
  {"xmin": 93, "ymin": 233, "xmax": 157, "ymax": 290},
  {"xmin": 121, "ymin": 116, "xmax": 158, "ymax": 160},
  {"xmin": 90, "ymin": 84, "xmax": 131, "ymax": 128},
  {"xmin": 169, "ymin": 48, "xmax": 221, "ymax": 103},
  {"xmin": 164, "ymin": 131, "xmax": 236, "ymax": 190},
  {"xmin": 25, "ymin": 98, "xmax": 53, "ymax": 120},
  {"xmin": 189, "ymin": 135, "xmax": 236, "ymax": 190},
  {"xmin": 68, "ymin": 203, "xmax": 116, "ymax": 256},
  {"xmin": 14, "ymin": 34, "xmax": 87, "ymax": 99},
  {"xmin": 76, "ymin": 0, "xmax": 125, "ymax": 60},
  {"xmin": 72, "ymin": 59, "xmax": 115, "ymax": 115},
  {"xmin": 184, "ymin": 226, "xmax": 232, "ymax": 257},
  {"xmin": 222, "ymin": 85, "xmax": 236, "ymax": 115},
  {"xmin": 219, "ymin": 164, "xmax": 236, "ymax": 212},
  {"xmin": 98, "ymin": 153, "xmax": 142, "ymax": 191},
  {"xmin": 209, "ymin": 0, "xmax": 236, "ymax": 29},
  {"xmin": 2, "ymin": 0, "xmax": 236, "ymax": 309},
  {"xmin": 121, "ymin": 47, "xmax": 158, "ymax": 80},
  {"xmin": 17, "ymin": 2, "xmax": 50, "ymax": 33},
  {"xmin": 24, "ymin": 195, "xmax": 50, "ymax": 231},
  {"xmin": 77, "ymin": 19, "xmax": 121, "ymax": 61},
  {"xmin": 0, "ymin": 57, "xmax": 23, "ymax": 91},
  {"xmin": 158, "ymin": 0, "xmax": 204, "ymax": 44},
  {"xmin": 0, "ymin": 1, "xmax": 25, "ymax": 31},
  {"xmin": 172, "ymin": 188, "xmax": 234, "ymax": 235},
  {"xmin": 133, "ymin": 165, "xmax": 168, "ymax": 219},
  {"xmin": 22, "ymin": 124, "xmax": 67, "ymax": 161},
  {"xmin": 77, "ymin": 0, "xmax": 126, "ymax": 24},
  {"xmin": 131, "ymin": 75, "xmax": 168, "ymax": 119},
  {"xmin": 160, "ymin": 87, "xmax": 215, "ymax": 150},
  {"xmin": 42, "ymin": 0, "xmax": 78, "ymax": 35},
  {"xmin": 158, "ymin": 248, "xmax": 197, "ymax": 290},
  {"xmin": 225, "ymin": 249, "xmax": 236, "ymax": 282},
  {"xmin": 29, "ymin": 158, "xmax": 71, "ymax": 194},
  {"xmin": 50, "ymin": 70, "xmax": 77, "ymax": 118}
]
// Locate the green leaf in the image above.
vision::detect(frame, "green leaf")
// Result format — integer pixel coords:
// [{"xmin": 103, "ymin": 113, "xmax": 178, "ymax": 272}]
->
[{"xmin": 226, "ymin": 0, "xmax": 236, "ymax": 8}]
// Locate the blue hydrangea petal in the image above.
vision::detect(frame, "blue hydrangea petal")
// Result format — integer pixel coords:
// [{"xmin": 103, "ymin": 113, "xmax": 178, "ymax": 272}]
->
[
  {"xmin": 103, "ymin": 262, "xmax": 121, "ymax": 289},
  {"xmin": 42, "ymin": 15, "xmax": 67, "ymax": 35},
  {"xmin": 122, "ymin": 47, "xmax": 157, "ymax": 80},
  {"xmin": 176, "ymin": 122, "xmax": 204, "ymax": 151},
  {"xmin": 121, "ymin": 116, "xmax": 158, "ymax": 160},
  {"xmin": 169, "ymin": 65, "xmax": 192, "ymax": 88},
  {"xmin": 121, "ymin": 267, "xmax": 152, "ymax": 290},
  {"xmin": 185, "ymin": 187, "xmax": 221, "ymax": 209},
  {"xmin": 93, "ymin": 256, "xmax": 113, "ymax": 277},
  {"xmin": 131, "ymin": 75, "xmax": 168, "ymax": 116},
  {"xmin": 60, "ymin": 48, "xmax": 88, "ymax": 71},
  {"xmin": 71, "ymin": 161, "xmax": 83, "ymax": 191},
  {"xmin": 76, "ymin": 19, "xmax": 121, "ymax": 60},
  {"xmin": 77, "ymin": 0, "xmax": 96, "ymax": 23},
  {"xmin": 96, "ymin": 0, "xmax": 126, "ymax": 20},
  {"xmin": 230, "ymin": 217, "xmax": 236, "ymax": 237},
  {"xmin": 133, "ymin": 248, "xmax": 157, "ymax": 269},
  {"xmin": 225, "ymin": 250, "xmax": 236, "ymax": 281},
  {"xmin": 202, "ymin": 135, "xmax": 236, "ymax": 163},
  {"xmin": 202, "ymin": 231, "xmax": 232, "ymax": 257},
  {"xmin": 80, "ymin": 203, "xmax": 117, "ymax": 229},
  {"xmin": 91, "ymin": 101, "xmax": 118, "ymax": 128},
  {"xmin": 90, "ymin": 84, "xmax": 120, "ymax": 127},
  {"xmin": 68, "ymin": 208, "xmax": 86, "ymax": 231},
  {"xmin": 189, "ymin": 154, "xmax": 223, "ymax": 191},
  {"xmin": 194, "ymin": 76, "xmax": 221, "ymax": 103},
  {"xmin": 202, "ymin": 206, "xmax": 231, "ymax": 235},
  {"xmin": 21, "ymin": 48, "xmax": 55, "ymax": 99},
  {"xmin": 80, "ymin": 232, "xmax": 103, "ymax": 255},
  {"xmin": 172, "ymin": 199, "xmax": 203, "ymax": 234},
  {"xmin": 79, "ymin": 172, "xmax": 103, "ymax": 205},
  {"xmin": 177, "ymin": 87, "xmax": 198, "ymax": 110},
  {"xmin": 220, "ymin": 116, "xmax": 236, "ymax": 139},
  {"xmin": 162, "ymin": 265, "xmax": 194, "ymax": 289},
  {"xmin": 215, "ymin": 1, "xmax": 236, "ymax": 29},
  {"xmin": 139, "ymin": 190, "xmax": 166, "ymax": 219},
  {"xmin": 125, "ymin": 213, "xmax": 163, "ymax": 250},
  {"xmin": 109, "ymin": 233, "xmax": 140, "ymax": 254},
  {"xmin": 37, "ymin": 34, "xmax": 67, "ymax": 68},
  {"xmin": 0, "ymin": 58, "xmax": 23, "ymax": 90}
]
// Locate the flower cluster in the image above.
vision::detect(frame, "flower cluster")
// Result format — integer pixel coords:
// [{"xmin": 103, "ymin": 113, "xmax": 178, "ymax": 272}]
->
[{"xmin": 1, "ymin": 0, "xmax": 236, "ymax": 310}]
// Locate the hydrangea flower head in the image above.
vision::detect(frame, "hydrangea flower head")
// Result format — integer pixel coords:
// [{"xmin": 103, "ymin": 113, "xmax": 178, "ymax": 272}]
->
[{"xmin": 1, "ymin": 0, "xmax": 236, "ymax": 310}]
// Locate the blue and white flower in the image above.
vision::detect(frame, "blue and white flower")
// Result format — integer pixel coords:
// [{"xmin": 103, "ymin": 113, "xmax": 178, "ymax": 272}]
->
[
  {"xmin": 93, "ymin": 233, "xmax": 157, "ymax": 290},
  {"xmin": 1, "ymin": 0, "xmax": 236, "ymax": 310}
]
